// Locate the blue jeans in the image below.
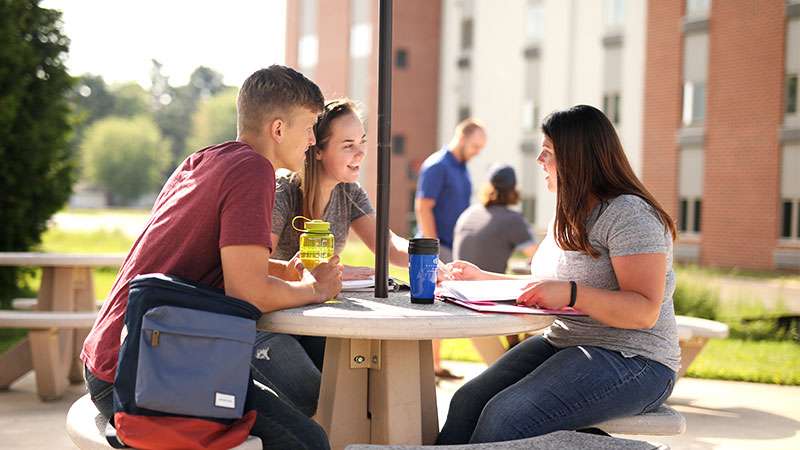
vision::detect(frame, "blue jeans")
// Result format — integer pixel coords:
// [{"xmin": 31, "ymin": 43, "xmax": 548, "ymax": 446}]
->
[
  {"xmin": 436, "ymin": 335, "xmax": 676, "ymax": 444},
  {"xmin": 250, "ymin": 332, "xmax": 322, "ymax": 417}
]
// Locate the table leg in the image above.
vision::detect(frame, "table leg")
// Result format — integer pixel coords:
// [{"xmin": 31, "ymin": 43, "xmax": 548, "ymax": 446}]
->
[
  {"xmin": 69, "ymin": 268, "xmax": 95, "ymax": 383},
  {"xmin": 471, "ymin": 336, "xmax": 507, "ymax": 365},
  {"xmin": 418, "ymin": 340, "xmax": 439, "ymax": 445},
  {"xmin": 30, "ymin": 267, "xmax": 75, "ymax": 401},
  {"xmin": 0, "ymin": 337, "xmax": 33, "ymax": 390},
  {"xmin": 368, "ymin": 340, "xmax": 438, "ymax": 445},
  {"xmin": 314, "ymin": 337, "xmax": 370, "ymax": 450}
]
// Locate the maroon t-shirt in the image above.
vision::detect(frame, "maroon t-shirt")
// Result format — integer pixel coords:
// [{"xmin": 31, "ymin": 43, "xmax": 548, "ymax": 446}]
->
[{"xmin": 81, "ymin": 141, "xmax": 275, "ymax": 382}]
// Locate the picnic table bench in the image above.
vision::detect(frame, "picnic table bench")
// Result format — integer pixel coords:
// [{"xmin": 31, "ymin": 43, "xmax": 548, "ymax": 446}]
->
[{"xmin": 0, "ymin": 252, "xmax": 124, "ymax": 400}]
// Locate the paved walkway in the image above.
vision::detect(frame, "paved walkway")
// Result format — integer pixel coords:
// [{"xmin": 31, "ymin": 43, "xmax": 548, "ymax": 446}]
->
[{"xmin": 2, "ymin": 362, "xmax": 799, "ymax": 449}]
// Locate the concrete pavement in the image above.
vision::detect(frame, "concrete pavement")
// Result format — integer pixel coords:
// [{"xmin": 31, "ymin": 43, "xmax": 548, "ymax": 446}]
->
[{"xmin": 1, "ymin": 362, "xmax": 799, "ymax": 449}]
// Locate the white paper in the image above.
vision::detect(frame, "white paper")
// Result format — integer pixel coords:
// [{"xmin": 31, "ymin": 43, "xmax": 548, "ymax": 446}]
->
[
  {"xmin": 439, "ymin": 280, "xmax": 530, "ymax": 303},
  {"xmin": 342, "ymin": 276, "xmax": 375, "ymax": 291}
]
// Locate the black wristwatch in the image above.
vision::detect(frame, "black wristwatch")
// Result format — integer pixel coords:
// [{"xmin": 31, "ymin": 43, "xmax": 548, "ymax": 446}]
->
[{"xmin": 568, "ymin": 281, "xmax": 577, "ymax": 308}]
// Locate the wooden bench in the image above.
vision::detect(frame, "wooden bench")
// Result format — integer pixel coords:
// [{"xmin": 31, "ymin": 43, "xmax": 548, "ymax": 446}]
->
[
  {"xmin": 0, "ymin": 310, "xmax": 98, "ymax": 329},
  {"xmin": 66, "ymin": 394, "xmax": 262, "ymax": 450},
  {"xmin": 12, "ymin": 297, "xmax": 103, "ymax": 311}
]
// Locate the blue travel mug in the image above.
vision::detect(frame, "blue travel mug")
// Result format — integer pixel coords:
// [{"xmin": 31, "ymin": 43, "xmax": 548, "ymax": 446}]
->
[{"xmin": 408, "ymin": 238, "xmax": 439, "ymax": 304}]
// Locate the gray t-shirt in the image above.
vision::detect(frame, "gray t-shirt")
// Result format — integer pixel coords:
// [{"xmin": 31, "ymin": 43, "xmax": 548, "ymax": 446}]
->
[
  {"xmin": 271, "ymin": 175, "xmax": 374, "ymax": 261},
  {"xmin": 535, "ymin": 195, "xmax": 681, "ymax": 372},
  {"xmin": 453, "ymin": 204, "xmax": 534, "ymax": 273}
]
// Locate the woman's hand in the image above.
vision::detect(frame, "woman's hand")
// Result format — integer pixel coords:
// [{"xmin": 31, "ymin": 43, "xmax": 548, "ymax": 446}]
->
[
  {"xmin": 342, "ymin": 265, "xmax": 375, "ymax": 281},
  {"xmin": 445, "ymin": 260, "xmax": 484, "ymax": 281},
  {"xmin": 516, "ymin": 280, "xmax": 571, "ymax": 310}
]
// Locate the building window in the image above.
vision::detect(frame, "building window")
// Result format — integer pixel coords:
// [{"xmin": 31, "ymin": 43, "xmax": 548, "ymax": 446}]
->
[
  {"xmin": 782, "ymin": 200, "xmax": 793, "ymax": 238},
  {"xmin": 522, "ymin": 197, "xmax": 536, "ymax": 224},
  {"xmin": 395, "ymin": 49, "xmax": 408, "ymax": 68},
  {"xmin": 682, "ymin": 81, "xmax": 706, "ymax": 126},
  {"xmin": 521, "ymin": 100, "xmax": 539, "ymax": 132},
  {"xmin": 682, "ymin": 32, "xmax": 708, "ymax": 127},
  {"xmin": 679, "ymin": 146, "xmax": 704, "ymax": 234},
  {"xmin": 678, "ymin": 197, "xmax": 702, "ymax": 233},
  {"xmin": 604, "ymin": 0, "xmax": 625, "ymax": 27},
  {"xmin": 787, "ymin": 74, "xmax": 798, "ymax": 115},
  {"xmin": 460, "ymin": 18, "xmax": 473, "ymax": 51},
  {"xmin": 686, "ymin": 0, "xmax": 711, "ymax": 18},
  {"xmin": 392, "ymin": 135, "xmax": 406, "ymax": 156},
  {"xmin": 526, "ymin": 1, "xmax": 544, "ymax": 43},
  {"xmin": 781, "ymin": 145, "xmax": 800, "ymax": 239},
  {"xmin": 298, "ymin": 0, "xmax": 319, "ymax": 77},
  {"xmin": 408, "ymin": 190, "xmax": 418, "ymax": 235},
  {"xmin": 458, "ymin": 106, "xmax": 471, "ymax": 121},
  {"xmin": 603, "ymin": 92, "xmax": 621, "ymax": 125}
]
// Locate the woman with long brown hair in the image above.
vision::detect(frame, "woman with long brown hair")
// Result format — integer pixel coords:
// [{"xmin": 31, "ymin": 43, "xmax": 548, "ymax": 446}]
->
[{"xmin": 437, "ymin": 105, "xmax": 680, "ymax": 444}]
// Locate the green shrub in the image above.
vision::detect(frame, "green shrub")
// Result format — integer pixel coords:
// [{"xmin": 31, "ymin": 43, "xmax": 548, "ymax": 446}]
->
[{"xmin": 673, "ymin": 277, "xmax": 720, "ymax": 320}]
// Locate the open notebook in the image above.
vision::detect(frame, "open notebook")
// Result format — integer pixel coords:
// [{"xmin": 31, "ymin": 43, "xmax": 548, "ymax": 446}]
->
[
  {"xmin": 341, "ymin": 276, "xmax": 409, "ymax": 292},
  {"xmin": 437, "ymin": 280, "xmax": 584, "ymax": 316}
]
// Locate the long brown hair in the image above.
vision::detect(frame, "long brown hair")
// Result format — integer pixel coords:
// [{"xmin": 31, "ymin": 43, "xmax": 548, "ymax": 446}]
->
[
  {"xmin": 541, "ymin": 105, "xmax": 676, "ymax": 257},
  {"xmin": 480, "ymin": 183, "xmax": 520, "ymax": 207},
  {"xmin": 295, "ymin": 98, "xmax": 360, "ymax": 218}
]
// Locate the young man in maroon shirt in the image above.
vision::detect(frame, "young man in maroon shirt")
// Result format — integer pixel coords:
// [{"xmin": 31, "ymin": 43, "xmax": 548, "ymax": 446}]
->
[{"xmin": 81, "ymin": 65, "xmax": 340, "ymax": 449}]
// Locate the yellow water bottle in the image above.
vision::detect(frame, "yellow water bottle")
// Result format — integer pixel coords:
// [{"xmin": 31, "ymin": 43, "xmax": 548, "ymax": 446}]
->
[{"xmin": 292, "ymin": 216, "xmax": 334, "ymax": 270}]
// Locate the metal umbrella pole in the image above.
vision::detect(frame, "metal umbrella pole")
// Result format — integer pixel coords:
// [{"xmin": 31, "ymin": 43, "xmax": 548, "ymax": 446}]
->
[{"xmin": 374, "ymin": 0, "xmax": 392, "ymax": 298}]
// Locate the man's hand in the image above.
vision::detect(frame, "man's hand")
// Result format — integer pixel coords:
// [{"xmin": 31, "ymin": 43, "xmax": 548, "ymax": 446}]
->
[
  {"xmin": 305, "ymin": 255, "xmax": 343, "ymax": 302},
  {"xmin": 343, "ymin": 265, "xmax": 374, "ymax": 281},
  {"xmin": 285, "ymin": 252, "xmax": 305, "ymax": 281}
]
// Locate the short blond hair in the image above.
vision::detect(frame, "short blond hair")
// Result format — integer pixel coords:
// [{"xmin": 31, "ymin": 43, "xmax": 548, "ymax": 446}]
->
[{"xmin": 237, "ymin": 65, "xmax": 324, "ymax": 135}]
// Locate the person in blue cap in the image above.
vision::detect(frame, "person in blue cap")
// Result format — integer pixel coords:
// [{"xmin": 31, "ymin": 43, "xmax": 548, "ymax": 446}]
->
[
  {"xmin": 453, "ymin": 164, "xmax": 537, "ymax": 275},
  {"xmin": 452, "ymin": 163, "xmax": 537, "ymax": 349}
]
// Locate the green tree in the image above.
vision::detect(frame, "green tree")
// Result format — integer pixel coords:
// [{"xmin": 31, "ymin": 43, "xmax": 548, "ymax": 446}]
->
[
  {"xmin": 0, "ymin": 0, "xmax": 75, "ymax": 305},
  {"xmin": 81, "ymin": 116, "xmax": 170, "ymax": 206},
  {"xmin": 109, "ymin": 82, "xmax": 150, "ymax": 118},
  {"xmin": 153, "ymin": 64, "xmax": 229, "ymax": 168},
  {"xmin": 185, "ymin": 88, "xmax": 238, "ymax": 158}
]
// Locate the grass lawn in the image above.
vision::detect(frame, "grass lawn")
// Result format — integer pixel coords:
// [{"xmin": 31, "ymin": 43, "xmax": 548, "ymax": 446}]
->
[{"xmin": 2, "ymin": 208, "xmax": 799, "ymax": 386}]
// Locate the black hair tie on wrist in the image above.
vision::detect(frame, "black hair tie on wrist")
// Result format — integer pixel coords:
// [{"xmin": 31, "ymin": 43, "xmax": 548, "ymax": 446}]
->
[{"xmin": 568, "ymin": 281, "xmax": 577, "ymax": 308}]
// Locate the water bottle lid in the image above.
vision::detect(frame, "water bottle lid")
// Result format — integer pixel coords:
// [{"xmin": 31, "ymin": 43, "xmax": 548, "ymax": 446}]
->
[{"xmin": 292, "ymin": 216, "xmax": 331, "ymax": 233}]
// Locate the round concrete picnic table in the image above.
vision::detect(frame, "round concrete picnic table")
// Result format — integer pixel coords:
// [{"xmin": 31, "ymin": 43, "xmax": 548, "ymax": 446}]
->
[
  {"xmin": 257, "ymin": 289, "xmax": 554, "ymax": 450},
  {"xmin": 0, "ymin": 252, "xmax": 125, "ymax": 400}
]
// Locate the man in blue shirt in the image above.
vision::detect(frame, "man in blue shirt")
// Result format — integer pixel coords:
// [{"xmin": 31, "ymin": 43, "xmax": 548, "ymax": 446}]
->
[
  {"xmin": 415, "ymin": 118, "xmax": 486, "ymax": 380},
  {"xmin": 415, "ymin": 118, "xmax": 487, "ymax": 263}
]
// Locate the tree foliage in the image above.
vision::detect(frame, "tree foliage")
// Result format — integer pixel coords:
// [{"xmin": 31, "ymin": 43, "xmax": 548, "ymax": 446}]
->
[
  {"xmin": 81, "ymin": 116, "xmax": 170, "ymax": 205},
  {"xmin": 0, "ymin": 0, "xmax": 75, "ymax": 303},
  {"xmin": 185, "ymin": 87, "xmax": 238, "ymax": 158}
]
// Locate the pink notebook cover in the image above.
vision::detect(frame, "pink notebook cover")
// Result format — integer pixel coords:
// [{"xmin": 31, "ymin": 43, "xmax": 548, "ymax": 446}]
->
[{"xmin": 439, "ymin": 297, "xmax": 586, "ymax": 316}]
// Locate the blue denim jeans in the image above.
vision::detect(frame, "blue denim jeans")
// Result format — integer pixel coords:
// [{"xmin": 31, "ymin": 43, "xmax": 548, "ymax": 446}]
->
[
  {"xmin": 436, "ymin": 335, "xmax": 676, "ymax": 444},
  {"xmin": 250, "ymin": 332, "xmax": 322, "ymax": 417}
]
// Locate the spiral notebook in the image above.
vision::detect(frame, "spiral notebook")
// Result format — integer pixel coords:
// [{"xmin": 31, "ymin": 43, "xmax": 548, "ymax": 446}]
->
[{"xmin": 437, "ymin": 280, "xmax": 585, "ymax": 316}]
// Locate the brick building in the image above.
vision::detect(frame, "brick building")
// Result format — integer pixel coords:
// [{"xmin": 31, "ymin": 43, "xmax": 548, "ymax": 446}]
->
[
  {"xmin": 285, "ymin": 0, "xmax": 441, "ymax": 236},
  {"xmin": 284, "ymin": 0, "xmax": 800, "ymax": 271},
  {"xmin": 643, "ymin": 0, "xmax": 800, "ymax": 270}
]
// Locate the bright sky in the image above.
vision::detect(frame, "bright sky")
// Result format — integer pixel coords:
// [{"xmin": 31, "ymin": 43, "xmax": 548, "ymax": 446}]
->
[{"xmin": 43, "ymin": 0, "xmax": 287, "ymax": 89}]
